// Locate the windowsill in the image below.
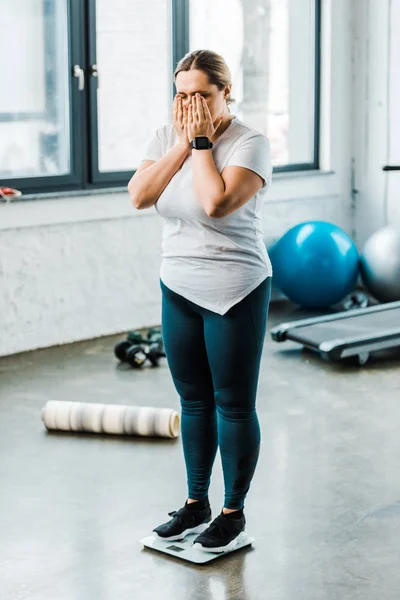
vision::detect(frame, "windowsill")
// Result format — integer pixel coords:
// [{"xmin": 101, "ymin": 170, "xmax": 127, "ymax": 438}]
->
[
  {"xmin": 14, "ymin": 186, "xmax": 128, "ymax": 202},
  {"xmin": 272, "ymin": 169, "xmax": 334, "ymax": 180},
  {"xmin": 0, "ymin": 169, "xmax": 337, "ymax": 231},
  {"xmin": 0, "ymin": 188, "xmax": 144, "ymax": 231}
]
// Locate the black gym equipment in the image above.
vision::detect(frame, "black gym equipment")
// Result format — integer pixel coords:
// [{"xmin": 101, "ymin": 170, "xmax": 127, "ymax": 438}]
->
[
  {"xmin": 340, "ymin": 291, "xmax": 369, "ymax": 311},
  {"xmin": 270, "ymin": 301, "xmax": 400, "ymax": 365},
  {"xmin": 114, "ymin": 327, "xmax": 166, "ymax": 368}
]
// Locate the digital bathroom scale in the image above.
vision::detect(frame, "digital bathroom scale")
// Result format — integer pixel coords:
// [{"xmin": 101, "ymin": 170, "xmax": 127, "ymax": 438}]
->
[{"xmin": 140, "ymin": 531, "xmax": 254, "ymax": 564}]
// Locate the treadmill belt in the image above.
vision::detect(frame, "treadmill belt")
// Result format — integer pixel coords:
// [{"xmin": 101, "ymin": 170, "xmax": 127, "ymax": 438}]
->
[{"xmin": 288, "ymin": 308, "xmax": 400, "ymax": 346}]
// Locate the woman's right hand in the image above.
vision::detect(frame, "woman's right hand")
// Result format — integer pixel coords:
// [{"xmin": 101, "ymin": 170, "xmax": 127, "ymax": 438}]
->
[{"xmin": 172, "ymin": 95, "xmax": 190, "ymax": 148}]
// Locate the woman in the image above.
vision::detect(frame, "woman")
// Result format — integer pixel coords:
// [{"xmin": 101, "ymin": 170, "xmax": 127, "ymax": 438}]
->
[{"xmin": 128, "ymin": 49, "xmax": 273, "ymax": 553}]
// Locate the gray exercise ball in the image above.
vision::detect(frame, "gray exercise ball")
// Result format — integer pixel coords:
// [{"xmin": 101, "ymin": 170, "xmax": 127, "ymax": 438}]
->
[{"xmin": 360, "ymin": 226, "xmax": 400, "ymax": 302}]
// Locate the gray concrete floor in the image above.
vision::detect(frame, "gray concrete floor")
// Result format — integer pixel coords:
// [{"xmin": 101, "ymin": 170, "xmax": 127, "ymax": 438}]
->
[{"xmin": 1, "ymin": 302, "xmax": 399, "ymax": 600}]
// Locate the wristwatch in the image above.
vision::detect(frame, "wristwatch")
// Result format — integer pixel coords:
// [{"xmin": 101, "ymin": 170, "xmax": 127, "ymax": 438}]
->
[{"xmin": 190, "ymin": 136, "xmax": 213, "ymax": 150}]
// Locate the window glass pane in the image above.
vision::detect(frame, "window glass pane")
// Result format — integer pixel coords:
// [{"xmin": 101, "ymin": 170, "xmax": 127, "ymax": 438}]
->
[
  {"xmin": 189, "ymin": 0, "xmax": 317, "ymax": 167},
  {"xmin": 0, "ymin": 1, "xmax": 70, "ymax": 179},
  {"xmin": 95, "ymin": 0, "xmax": 171, "ymax": 172}
]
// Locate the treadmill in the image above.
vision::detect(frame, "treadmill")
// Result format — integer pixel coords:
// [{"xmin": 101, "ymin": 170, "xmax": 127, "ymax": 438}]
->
[{"xmin": 270, "ymin": 301, "xmax": 400, "ymax": 365}]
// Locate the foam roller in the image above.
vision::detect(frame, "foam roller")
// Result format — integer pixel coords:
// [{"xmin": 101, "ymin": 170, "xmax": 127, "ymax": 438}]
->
[{"xmin": 42, "ymin": 401, "xmax": 180, "ymax": 439}]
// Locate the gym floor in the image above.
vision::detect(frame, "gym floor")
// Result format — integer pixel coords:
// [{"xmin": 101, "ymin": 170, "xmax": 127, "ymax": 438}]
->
[{"xmin": 1, "ymin": 301, "xmax": 399, "ymax": 600}]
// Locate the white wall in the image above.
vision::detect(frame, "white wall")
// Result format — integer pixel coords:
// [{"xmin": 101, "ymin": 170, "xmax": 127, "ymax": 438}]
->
[
  {"xmin": 353, "ymin": 0, "xmax": 400, "ymax": 246},
  {"xmin": 0, "ymin": 197, "xmax": 163, "ymax": 356},
  {"xmin": 0, "ymin": 0, "xmax": 353, "ymax": 357}
]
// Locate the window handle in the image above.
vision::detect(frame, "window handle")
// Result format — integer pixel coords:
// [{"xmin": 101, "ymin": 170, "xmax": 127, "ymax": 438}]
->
[
  {"xmin": 90, "ymin": 64, "xmax": 99, "ymax": 88},
  {"xmin": 73, "ymin": 64, "xmax": 85, "ymax": 91}
]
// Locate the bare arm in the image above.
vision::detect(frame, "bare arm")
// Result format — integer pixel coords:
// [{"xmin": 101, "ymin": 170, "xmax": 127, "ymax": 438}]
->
[
  {"xmin": 187, "ymin": 95, "xmax": 265, "ymax": 217},
  {"xmin": 192, "ymin": 151, "xmax": 264, "ymax": 218},
  {"xmin": 128, "ymin": 96, "xmax": 191, "ymax": 210},
  {"xmin": 128, "ymin": 142, "xmax": 190, "ymax": 210}
]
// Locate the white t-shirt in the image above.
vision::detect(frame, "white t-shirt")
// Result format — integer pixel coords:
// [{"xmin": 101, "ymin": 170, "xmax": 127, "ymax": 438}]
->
[{"xmin": 142, "ymin": 116, "xmax": 273, "ymax": 315}]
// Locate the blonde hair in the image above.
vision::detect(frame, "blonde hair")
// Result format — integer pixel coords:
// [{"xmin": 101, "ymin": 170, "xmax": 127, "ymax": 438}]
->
[{"xmin": 174, "ymin": 49, "xmax": 235, "ymax": 105}]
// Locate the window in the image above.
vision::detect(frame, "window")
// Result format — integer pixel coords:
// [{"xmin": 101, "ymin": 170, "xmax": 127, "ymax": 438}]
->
[
  {"xmin": 1, "ymin": 0, "xmax": 171, "ymax": 194},
  {"xmin": 189, "ymin": 0, "xmax": 321, "ymax": 170},
  {"xmin": 1, "ymin": 1, "xmax": 70, "ymax": 179},
  {"xmin": 0, "ymin": 0, "xmax": 320, "ymax": 196},
  {"xmin": 92, "ymin": 0, "xmax": 171, "ymax": 178}
]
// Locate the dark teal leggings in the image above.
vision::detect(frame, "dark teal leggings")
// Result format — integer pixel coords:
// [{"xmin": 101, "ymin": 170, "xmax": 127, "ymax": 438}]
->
[{"xmin": 160, "ymin": 277, "xmax": 271, "ymax": 510}]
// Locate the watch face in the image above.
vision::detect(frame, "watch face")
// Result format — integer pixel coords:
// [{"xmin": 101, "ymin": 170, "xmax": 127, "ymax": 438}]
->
[{"xmin": 193, "ymin": 136, "xmax": 212, "ymax": 149}]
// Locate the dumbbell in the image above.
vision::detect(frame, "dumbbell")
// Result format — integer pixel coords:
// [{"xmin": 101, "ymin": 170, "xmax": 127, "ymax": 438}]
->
[
  {"xmin": 146, "ymin": 341, "xmax": 166, "ymax": 367},
  {"xmin": 341, "ymin": 291, "xmax": 369, "ymax": 311},
  {"xmin": 114, "ymin": 330, "xmax": 145, "ymax": 361},
  {"xmin": 114, "ymin": 327, "xmax": 165, "ymax": 368}
]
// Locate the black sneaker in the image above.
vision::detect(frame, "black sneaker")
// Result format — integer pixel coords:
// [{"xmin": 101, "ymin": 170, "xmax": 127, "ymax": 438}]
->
[
  {"xmin": 192, "ymin": 510, "xmax": 246, "ymax": 553},
  {"xmin": 153, "ymin": 500, "xmax": 212, "ymax": 542}
]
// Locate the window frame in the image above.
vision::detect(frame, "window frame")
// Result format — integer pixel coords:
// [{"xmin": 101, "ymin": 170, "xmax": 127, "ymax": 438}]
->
[
  {"xmin": 1, "ymin": 0, "xmax": 88, "ymax": 194},
  {"xmin": 274, "ymin": 0, "xmax": 322, "ymax": 172},
  {"xmin": 184, "ymin": 0, "xmax": 321, "ymax": 173},
  {"xmin": 1, "ymin": 0, "xmax": 321, "ymax": 196}
]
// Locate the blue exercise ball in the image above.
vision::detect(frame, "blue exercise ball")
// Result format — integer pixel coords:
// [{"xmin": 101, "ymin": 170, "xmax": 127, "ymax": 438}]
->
[{"xmin": 269, "ymin": 221, "xmax": 359, "ymax": 307}]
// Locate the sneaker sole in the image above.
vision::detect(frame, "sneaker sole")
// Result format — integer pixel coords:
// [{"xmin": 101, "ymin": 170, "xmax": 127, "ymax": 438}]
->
[
  {"xmin": 192, "ymin": 530, "xmax": 247, "ymax": 553},
  {"xmin": 154, "ymin": 520, "xmax": 212, "ymax": 542}
]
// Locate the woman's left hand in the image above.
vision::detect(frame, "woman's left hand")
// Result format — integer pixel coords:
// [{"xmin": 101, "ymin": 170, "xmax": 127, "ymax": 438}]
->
[{"xmin": 187, "ymin": 94, "xmax": 224, "ymax": 143}]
